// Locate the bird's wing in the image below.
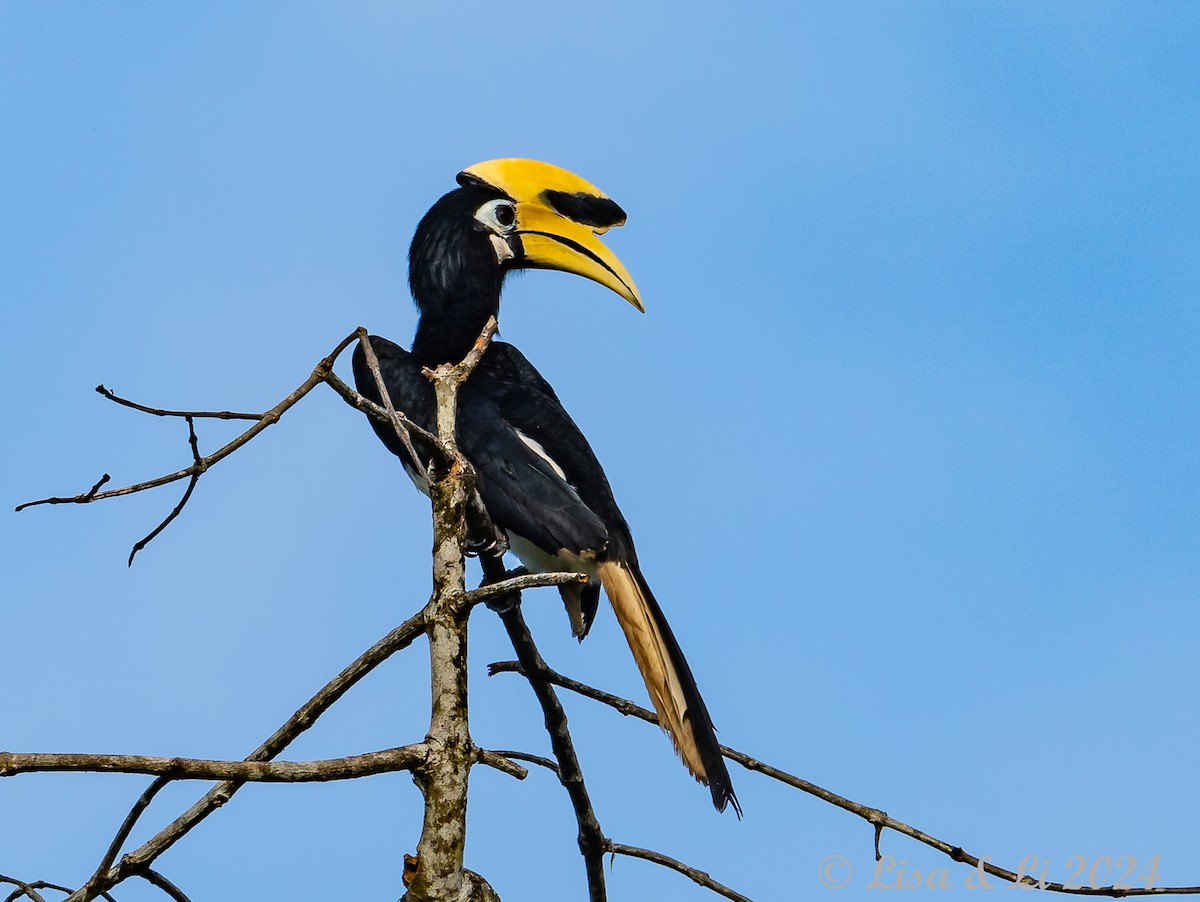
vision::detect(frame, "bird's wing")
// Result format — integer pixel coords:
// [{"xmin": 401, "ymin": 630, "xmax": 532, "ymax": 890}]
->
[
  {"xmin": 457, "ymin": 388, "xmax": 609, "ymax": 557},
  {"xmin": 353, "ymin": 336, "xmax": 607, "ymax": 557},
  {"xmin": 480, "ymin": 342, "xmax": 634, "ymax": 559}
]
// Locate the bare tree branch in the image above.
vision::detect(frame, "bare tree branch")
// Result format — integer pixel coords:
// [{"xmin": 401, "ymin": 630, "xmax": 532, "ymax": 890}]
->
[
  {"xmin": 17, "ymin": 329, "xmax": 361, "ymax": 514},
  {"xmin": 322, "ymin": 369, "xmax": 415, "ymax": 431},
  {"xmin": 17, "ymin": 327, "xmax": 505, "ymax": 569},
  {"xmin": 460, "ymin": 571, "xmax": 587, "ymax": 609},
  {"xmin": 420, "ymin": 317, "xmax": 498, "ymax": 394},
  {"xmin": 486, "ymin": 750, "xmax": 561, "ymax": 778},
  {"xmin": 355, "ymin": 330, "xmax": 435, "ymax": 482},
  {"xmin": 485, "ymin": 577, "xmax": 607, "ymax": 902},
  {"xmin": 137, "ymin": 870, "xmax": 192, "ymax": 902},
  {"xmin": 491, "ymin": 662, "xmax": 1200, "ymax": 897},
  {"xmin": 482, "ymin": 574, "xmax": 750, "ymax": 902},
  {"xmin": 405, "ymin": 316, "xmax": 499, "ymax": 902},
  {"xmin": 474, "ymin": 750, "xmax": 528, "ymax": 780},
  {"xmin": 605, "ymin": 842, "xmax": 752, "ymax": 902},
  {"xmin": 80, "ymin": 776, "xmax": 171, "ymax": 902},
  {"xmin": 0, "ymin": 880, "xmax": 108, "ymax": 902},
  {"xmin": 13, "ymin": 474, "xmax": 109, "ymax": 512},
  {"xmin": 95, "ymin": 384, "xmax": 259, "ymax": 420},
  {"xmin": 0, "ymin": 877, "xmax": 49, "ymax": 902},
  {"xmin": 62, "ymin": 608, "xmax": 428, "ymax": 902},
  {"xmin": 0, "ymin": 747, "xmax": 428, "ymax": 782},
  {"xmin": 127, "ymin": 416, "xmax": 200, "ymax": 565},
  {"xmin": 14, "ymin": 324, "xmax": 510, "ymax": 900}
]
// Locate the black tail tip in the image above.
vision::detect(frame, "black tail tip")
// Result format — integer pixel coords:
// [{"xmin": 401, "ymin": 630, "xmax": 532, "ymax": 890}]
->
[{"xmin": 712, "ymin": 783, "xmax": 743, "ymax": 818}]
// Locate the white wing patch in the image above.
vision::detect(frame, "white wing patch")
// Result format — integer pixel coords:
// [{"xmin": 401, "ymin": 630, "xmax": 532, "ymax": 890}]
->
[{"xmin": 515, "ymin": 429, "xmax": 568, "ymax": 481}]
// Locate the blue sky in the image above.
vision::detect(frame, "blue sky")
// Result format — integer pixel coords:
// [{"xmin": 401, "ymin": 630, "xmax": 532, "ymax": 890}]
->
[{"xmin": 2, "ymin": 4, "xmax": 1198, "ymax": 900}]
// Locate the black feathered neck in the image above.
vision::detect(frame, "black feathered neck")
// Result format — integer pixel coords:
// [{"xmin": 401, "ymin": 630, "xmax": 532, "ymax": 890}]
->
[{"xmin": 409, "ymin": 185, "xmax": 509, "ymax": 366}]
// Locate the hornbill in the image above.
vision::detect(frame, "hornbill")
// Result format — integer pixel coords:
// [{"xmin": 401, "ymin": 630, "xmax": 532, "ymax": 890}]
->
[{"xmin": 352, "ymin": 159, "xmax": 738, "ymax": 814}]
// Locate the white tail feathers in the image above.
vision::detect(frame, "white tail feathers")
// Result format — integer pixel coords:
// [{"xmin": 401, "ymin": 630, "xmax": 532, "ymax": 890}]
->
[{"xmin": 596, "ymin": 560, "xmax": 708, "ymax": 783}]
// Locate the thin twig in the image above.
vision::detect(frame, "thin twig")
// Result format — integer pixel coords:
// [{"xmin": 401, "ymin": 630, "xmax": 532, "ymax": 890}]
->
[
  {"xmin": 606, "ymin": 842, "xmax": 752, "ymax": 902},
  {"xmin": 460, "ymin": 571, "xmax": 587, "ymax": 609},
  {"xmin": 96, "ymin": 384, "xmax": 259, "ymax": 420},
  {"xmin": 327, "ymin": 365, "xmax": 511, "ymax": 554},
  {"xmin": 334, "ymin": 351, "xmax": 518, "ymax": 558},
  {"xmin": 355, "ymin": 330, "xmax": 434, "ymax": 481},
  {"xmin": 1, "ymin": 881, "xmax": 82, "ymax": 901},
  {"xmin": 80, "ymin": 777, "xmax": 171, "ymax": 901},
  {"xmin": 14, "ymin": 474, "xmax": 109, "ymax": 512},
  {"xmin": 127, "ymin": 417, "xmax": 201, "ymax": 565},
  {"xmin": 137, "ymin": 870, "xmax": 192, "ymax": 902},
  {"xmin": 474, "ymin": 749, "xmax": 529, "ymax": 780},
  {"xmin": 322, "ymin": 370, "xmax": 437, "ymax": 443},
  {"xmin": 0, "ymin": 878, "xmax": 48, "ymax": 902},
  {"xmin": 0, "ymin": 880, "xmax": 102, "ymax": 902},
  {"xmin": 421, "ymin": 317, "xmax": 499, "ymax": 390},
  {"xmin": 18, "ymin": 330, "xmax": 361, "ymax": 512},
  {"xmin": 486, "ymin": 750, "xmax": 561, "ymax": 778}
]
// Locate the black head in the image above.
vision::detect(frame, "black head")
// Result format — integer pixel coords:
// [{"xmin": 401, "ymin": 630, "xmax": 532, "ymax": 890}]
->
[
  {"xmin": 408, "ymin": 183, "xmax": 513, "ymax": 321},
  {"xmin": 407, "ymin": 159, "xmax": 642, "ymax": 363}
]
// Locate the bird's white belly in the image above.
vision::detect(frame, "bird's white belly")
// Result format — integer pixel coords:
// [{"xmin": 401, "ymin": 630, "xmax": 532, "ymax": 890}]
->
[{"xmin": 507, "ymin": 532, "xmax": 598, "ymax": 582}]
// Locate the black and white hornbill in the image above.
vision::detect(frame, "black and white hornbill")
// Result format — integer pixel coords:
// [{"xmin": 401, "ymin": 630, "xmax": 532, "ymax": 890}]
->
[{"xmin": 352, "ymin": 159, "xmax": 738, "ymax": 814}]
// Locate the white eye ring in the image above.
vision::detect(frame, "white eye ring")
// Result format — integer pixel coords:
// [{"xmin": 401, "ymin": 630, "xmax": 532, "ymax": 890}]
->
[{"xmin": 475, "ymin": 199, "xmax": 518, "ymax": 233}]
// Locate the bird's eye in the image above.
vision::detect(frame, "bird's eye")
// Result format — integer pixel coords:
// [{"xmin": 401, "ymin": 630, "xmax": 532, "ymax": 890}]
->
[{"xmin": 476, "ymin": 199, "xmax": 517, "ymax": 232}]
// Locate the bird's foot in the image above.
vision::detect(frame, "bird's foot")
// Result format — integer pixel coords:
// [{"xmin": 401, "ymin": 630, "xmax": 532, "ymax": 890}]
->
[{"xmin": 479, "ymin": 566, "xmax": 528, "ymax": 614}]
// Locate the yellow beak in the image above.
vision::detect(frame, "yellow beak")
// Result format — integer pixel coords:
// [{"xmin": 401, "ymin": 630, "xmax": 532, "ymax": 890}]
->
[{"xmin": 458, "ymin": 158, "xmax": 644, "ymax": 312}]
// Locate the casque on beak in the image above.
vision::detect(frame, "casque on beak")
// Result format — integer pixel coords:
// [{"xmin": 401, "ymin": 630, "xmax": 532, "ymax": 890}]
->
[{"xmin": 458, "ymin": 158, "xmax": 644, "ymax": 312}]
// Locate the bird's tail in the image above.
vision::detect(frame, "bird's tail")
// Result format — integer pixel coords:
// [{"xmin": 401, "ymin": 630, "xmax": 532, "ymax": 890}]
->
[{"xmin": 596, "ymin": 560, "xmax": 740, "ymax": 815}]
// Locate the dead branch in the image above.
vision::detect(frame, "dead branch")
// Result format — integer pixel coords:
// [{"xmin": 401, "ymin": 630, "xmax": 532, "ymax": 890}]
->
[
  {"xmin": 137, "ymin": 870, "xmax": 192, "ymax": 902},
  {"xmin": 13, "ymin": 321, "xmax": 510, "ymax": 901},
  {"xmin": 126, "ymin": 416, "xmax": 200, "ymax": 565},
  {"xmin": 355, "ymin": 329, "xmax": 436, "ymax": 481},
  {"xmin": 0, "ymin": 880, "xmax": 115, "ymax": 902},
  {"xmin": 490, "ymin": 662, "xmax": 1200, "ymax": 897},
  {"xmin": 62, "ymin": 608, "xmax": 428, "ymax": 902},
  {"xmin": 481, "ymin": 573, "xmax": 754, "ymax": 902},
  {"xmin": 0, "ymin": 877, "xmax": 49, "ymax": 902},
  {"xmin": 476, "ymin": 552, "xmax": 607, "ymax": 902},
  {"xmin": 0, "ymin": 747, "xmax": 427, "ymax": 782},
  {"xmin": 17, "ymin": 324, "xmax": 509, "ymax": 573},
  {"xmin": 95, "ymin": 384, "xmax": 259, "ymax": 420},
  {"xmin": 486, "ymin": 750, "xmax": 561, "ymax": 778},
  {"xmin": 460, "ymin": 571, "xmax": 587, "ymax": 608},
  {"xmin": 404, "ymin": 315, "xmax": 497, "ymax": 902},
  {"xmin": 473, "ymin": 749, "xmax": 529, "ymax": 780},
  {"xmin": 80, "ymin": 777, "xmax": 170, "ymax": 902},
  {"xmin": 605, "ymin": 842, "xmax": 752, "ymax": 902},
  {"xmin": 16, "ymin": 329, "xmax": 364, "ymax": 565}
]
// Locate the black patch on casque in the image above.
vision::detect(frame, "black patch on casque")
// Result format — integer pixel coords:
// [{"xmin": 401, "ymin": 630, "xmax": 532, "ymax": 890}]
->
[
  {"xmin": 456, "ymin": 170, "xmax": 515, "ymax": 200},
  {"xmin": 540, "ymin": 189, "xmax": 626, "ymax": 228}
]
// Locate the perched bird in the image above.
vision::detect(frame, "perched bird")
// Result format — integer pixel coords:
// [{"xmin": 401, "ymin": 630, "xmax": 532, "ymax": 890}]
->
[{"xmin": 353, "ymin": 159, "xmax": 738, "ymax": 813}]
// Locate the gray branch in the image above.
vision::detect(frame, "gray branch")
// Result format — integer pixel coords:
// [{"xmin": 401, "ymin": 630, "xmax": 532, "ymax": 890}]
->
[{"xmin": 0, "ymin": 747, "xmax": 427, "ymax": 782}]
